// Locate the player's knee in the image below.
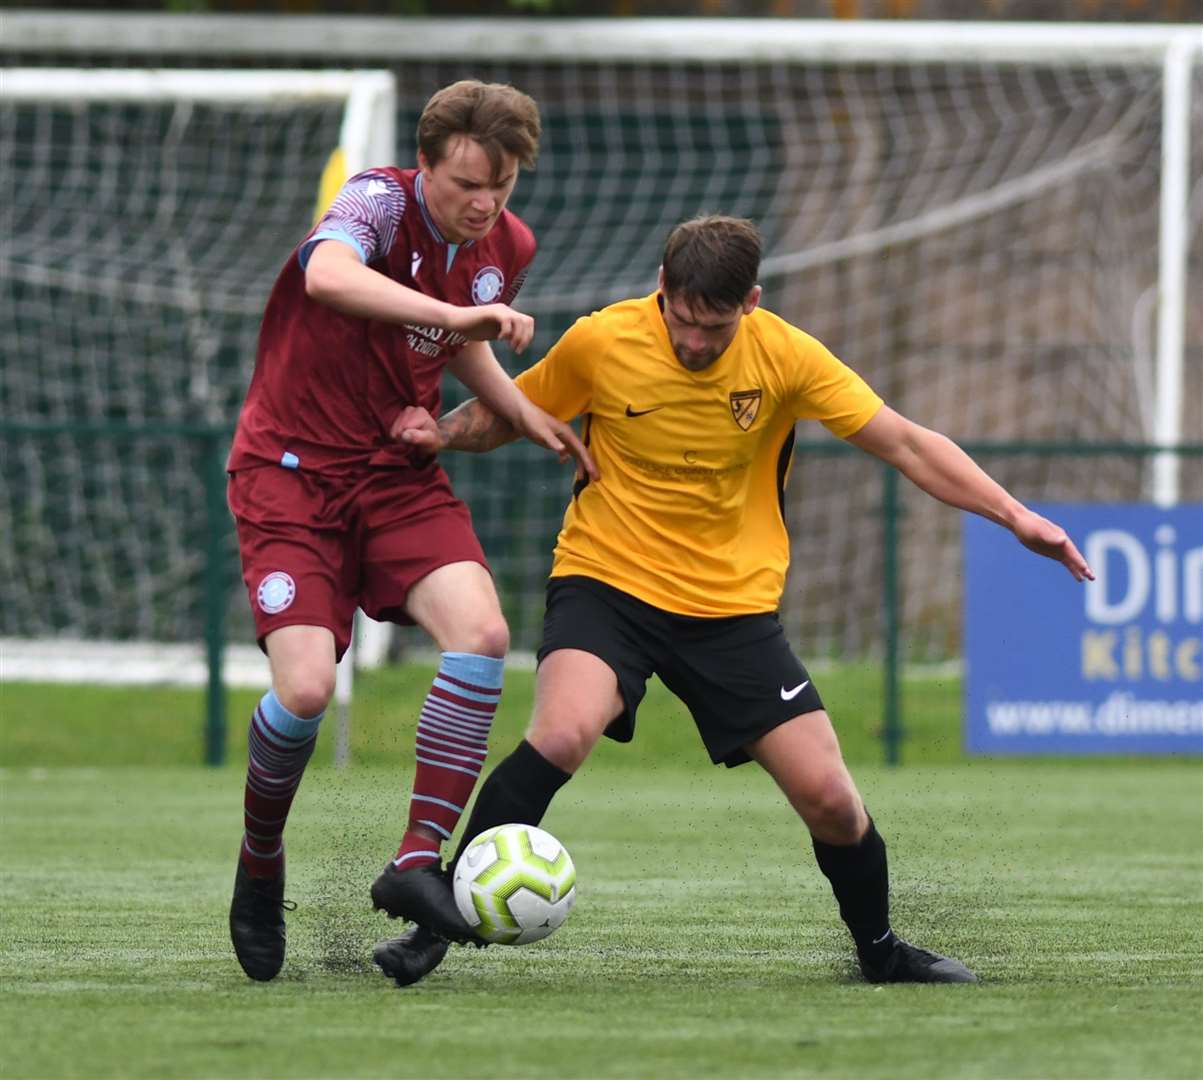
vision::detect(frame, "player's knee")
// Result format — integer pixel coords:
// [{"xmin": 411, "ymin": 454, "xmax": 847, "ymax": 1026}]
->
[
  {"xmin": 457, "ymin": 616, "xmax": 510, "ymax": 659},
  {"xmin": 274, "ymin": 670, "xmax": 335, "ymax": 719},
  {"xmin": 805, "ymin": 776, "xmax": 865, "ymax": 844},
  {"xmin": 528, "ymin": 724, "xmax": 592, "ymax": 774}
]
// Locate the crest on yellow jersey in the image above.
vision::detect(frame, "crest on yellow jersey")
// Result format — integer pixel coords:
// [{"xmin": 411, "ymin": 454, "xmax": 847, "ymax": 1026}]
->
[{"xmin": 729, "ymin": 389, "xmax": 762, "ymax": 431}]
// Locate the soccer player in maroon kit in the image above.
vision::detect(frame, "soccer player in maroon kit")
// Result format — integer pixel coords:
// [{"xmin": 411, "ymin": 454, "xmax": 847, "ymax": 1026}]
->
[{"xmin": 226, "ymin": 80, "xmax": 593, "ymax": 984}]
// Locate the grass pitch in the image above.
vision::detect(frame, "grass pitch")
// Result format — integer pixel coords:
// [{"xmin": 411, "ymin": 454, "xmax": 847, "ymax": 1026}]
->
[{"xmin": 2, "ymin": 671, "xmax": 1200, "ymax": 1079}]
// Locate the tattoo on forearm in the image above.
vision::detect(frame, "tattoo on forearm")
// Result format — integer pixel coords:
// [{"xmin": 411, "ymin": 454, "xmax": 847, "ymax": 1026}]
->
[{"xmin": 437, "ymin": 398, "xmax": 519, "ymax": 453}]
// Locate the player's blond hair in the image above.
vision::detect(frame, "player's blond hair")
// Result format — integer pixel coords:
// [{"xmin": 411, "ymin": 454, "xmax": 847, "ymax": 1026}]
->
[
  {"xmin": 662, "ymin": 215, "xmax": 762, "ymax": 312},
  {"xmin": 417, "ymin": 80, "xmax": 541, "ymax": 180}
]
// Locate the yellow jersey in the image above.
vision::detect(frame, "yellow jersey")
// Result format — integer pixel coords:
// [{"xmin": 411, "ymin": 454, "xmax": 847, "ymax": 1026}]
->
[{"xmin": 515, "ymin": 292, "xmax": 882, "ymax": 616}]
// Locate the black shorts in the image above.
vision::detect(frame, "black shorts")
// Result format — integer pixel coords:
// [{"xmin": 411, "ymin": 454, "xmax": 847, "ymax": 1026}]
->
[{"xmin": 537, "ymin": 575, "xmax": 825, "ymax": 768}]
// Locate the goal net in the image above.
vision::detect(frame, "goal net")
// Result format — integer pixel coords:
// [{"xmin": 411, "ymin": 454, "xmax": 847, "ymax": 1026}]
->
[
  {"xmin": 0, "ymin": 69, "xmax": 393, "ymax": 683},
  {"xmin": 2, "ymin": 23, "xmax": 1199, "ymax": 681},
  {"xmin": 372, "ymin": 24, "xmax": 1202, "ymax": 660}
]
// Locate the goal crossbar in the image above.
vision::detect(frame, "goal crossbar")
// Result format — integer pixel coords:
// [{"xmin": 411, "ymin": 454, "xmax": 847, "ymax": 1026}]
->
[
  {"xmin": 0, "ymin": 68, "xmax": 393, "ymax": 103},
  {"xmin": 1, "ymin": 68, "xmax": 395, "ymax": 185},
  {"xmin": 3, "ymin": 13, "xmax": 1200, "ymax": 65}
]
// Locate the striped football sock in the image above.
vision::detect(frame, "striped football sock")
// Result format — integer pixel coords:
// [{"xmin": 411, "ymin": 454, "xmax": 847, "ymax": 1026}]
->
[
  {"xmin": 393, "ymin": 652, "xmax": 503, "ymax": 870},
  {"xmin": 240, "ymin": 690, "xmax": 323, "ymax": 879}
]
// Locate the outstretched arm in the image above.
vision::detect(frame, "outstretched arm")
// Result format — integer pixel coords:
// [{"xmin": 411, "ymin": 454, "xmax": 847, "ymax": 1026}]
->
[{"xmin": 846, "ymin": 405, "xmax": 1094, "ymax": 582}]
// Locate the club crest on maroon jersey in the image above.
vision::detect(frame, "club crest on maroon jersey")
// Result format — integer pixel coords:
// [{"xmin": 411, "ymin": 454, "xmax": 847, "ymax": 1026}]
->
[{"xmin": 471, "ymin": 266, "xmax": 505, "ymax": 305}]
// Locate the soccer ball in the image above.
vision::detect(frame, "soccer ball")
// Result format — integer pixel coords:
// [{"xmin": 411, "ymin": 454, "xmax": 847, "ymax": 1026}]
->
[{"xmin": 452, "ymin": 824, "xmax": 577, "ymax": 945}]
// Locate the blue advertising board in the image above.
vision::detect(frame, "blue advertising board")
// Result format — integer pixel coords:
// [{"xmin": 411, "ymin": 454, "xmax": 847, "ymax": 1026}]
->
[{"xmin": 964, "ymin": 504, "xmax": 1203, "ymax": 754}]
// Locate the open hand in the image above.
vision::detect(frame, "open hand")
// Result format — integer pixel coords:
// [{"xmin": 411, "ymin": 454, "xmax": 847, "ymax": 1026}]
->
[{"xmin": 1013, "ymin": 508, "xmax": 1095, "ymax": 582}]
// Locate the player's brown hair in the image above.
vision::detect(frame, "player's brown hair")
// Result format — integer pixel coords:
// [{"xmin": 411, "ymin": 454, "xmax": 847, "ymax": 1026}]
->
[
  {"xmin": 661, "ymin": 215, "xmax": 762, "ymax": 312},
  {"xmin": 417, "ymin": 80, "xmax": 541, "ymax": 179}
]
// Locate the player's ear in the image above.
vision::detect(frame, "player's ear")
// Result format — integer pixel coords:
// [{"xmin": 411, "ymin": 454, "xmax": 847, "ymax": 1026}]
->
[
  {"xmin": 742, "ymin": 285, "xmax": 762, "ymax": 314},
  {"xmin": 656, "ymin": 265, "xmax": 665, "ymax": 292},
  {"xmin": 417, "ymin": 149, "xmax": 433, "ymax": 176}
]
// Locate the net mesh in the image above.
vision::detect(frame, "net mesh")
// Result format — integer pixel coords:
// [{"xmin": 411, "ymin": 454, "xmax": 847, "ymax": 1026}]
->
[
  {"xmin": 2, "ymin": 58, "xmax": 1199, "ymax": 662},
  {"xmin": 1, "ymin": 90, "xmax": 342, "ymax": 643}
]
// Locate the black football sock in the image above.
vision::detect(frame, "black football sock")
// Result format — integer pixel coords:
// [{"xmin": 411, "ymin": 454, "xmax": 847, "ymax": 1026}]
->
[
  {"xmin": 451, "ymin": 739, "xmax": 572, "ymax": 868},
  {"xmin": 812, "ymin": 817, "xmax": 893, "ymax": 956}
]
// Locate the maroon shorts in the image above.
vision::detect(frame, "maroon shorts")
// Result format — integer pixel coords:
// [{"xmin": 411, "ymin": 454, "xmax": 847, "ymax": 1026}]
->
[{"xmin": 228, "ymin": 463, "xmax": 488, "ymax": 661}]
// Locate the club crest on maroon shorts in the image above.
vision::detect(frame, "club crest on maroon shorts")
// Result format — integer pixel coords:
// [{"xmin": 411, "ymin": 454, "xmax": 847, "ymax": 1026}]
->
[{"xmin": 257, "ymin": 571, "xmax": 296, "ymax": 614}]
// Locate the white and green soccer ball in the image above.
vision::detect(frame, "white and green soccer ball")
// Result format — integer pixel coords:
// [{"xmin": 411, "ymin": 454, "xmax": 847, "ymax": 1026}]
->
[{"xmin": 452, "ymin": 824, "xmax": 577, "ymax": 946}]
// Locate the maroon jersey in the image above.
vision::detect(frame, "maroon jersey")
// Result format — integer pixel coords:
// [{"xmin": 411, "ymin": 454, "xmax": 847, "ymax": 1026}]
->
[{"xmin": 228, "ymin": 167, "xmax": 536, "ymax": 473}]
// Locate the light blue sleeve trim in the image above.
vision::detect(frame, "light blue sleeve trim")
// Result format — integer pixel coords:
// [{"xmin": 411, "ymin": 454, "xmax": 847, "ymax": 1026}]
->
[{"xmin": 298, "ymin": 229, "xmax": 367, "ymax": 270}]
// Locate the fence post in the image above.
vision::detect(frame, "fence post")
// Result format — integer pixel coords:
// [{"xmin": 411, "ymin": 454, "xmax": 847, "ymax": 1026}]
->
[
  {"xmin": 202, "ymin": 430, "xmax": 228, "ymax": 766},
  {"xmin": 881, "ymin": 465, "xmax": 902, "ymax": 766}
]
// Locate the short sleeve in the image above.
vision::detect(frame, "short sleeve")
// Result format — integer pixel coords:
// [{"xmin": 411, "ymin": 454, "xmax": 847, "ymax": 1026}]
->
[
  {"xmin": 788, "ymin": 332, "xmax": 883, "ymax": 438},
  {"xmin": 298, "ymin": 169, "xmax": 405, "ymax": 269},
  {"xmin": 514, "ymin": 314, "xmax": 600, "ymax": 421}
]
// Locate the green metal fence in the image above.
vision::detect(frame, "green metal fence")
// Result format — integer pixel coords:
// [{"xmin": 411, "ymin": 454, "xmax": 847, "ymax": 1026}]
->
[{"xmin": 3, "ymin": 419, "xmax": 1200, "ymax": 766}]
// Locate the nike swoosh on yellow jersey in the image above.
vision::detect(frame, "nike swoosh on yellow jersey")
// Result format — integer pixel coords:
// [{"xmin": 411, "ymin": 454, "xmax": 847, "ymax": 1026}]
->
[{"xmin": 625, "ymin": 404, "xmax": 665, "ymax": 417}]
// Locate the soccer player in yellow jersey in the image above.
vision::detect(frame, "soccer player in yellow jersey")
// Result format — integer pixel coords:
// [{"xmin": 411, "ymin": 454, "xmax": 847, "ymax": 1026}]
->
[{"xmin": 378, "ymin": 215, "xmax": 1095, "ymax": 986}]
